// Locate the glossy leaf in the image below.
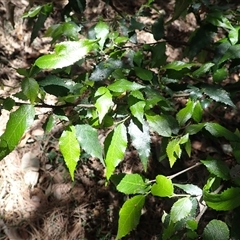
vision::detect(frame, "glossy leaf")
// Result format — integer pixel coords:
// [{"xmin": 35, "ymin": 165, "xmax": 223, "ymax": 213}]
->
[
  {"xmin": 185, "ymin": 123, "xmax": 205, "ymax": 135},
  {"xmin": 176, "ymin": 99, "xmax": 194, "ymax": 126},
  {"xmin": 22, "ymin": 78, "xmax": 39, "ymax": 104},
  {"xmin": 163, "ymin": 61, "xmax": 194, "ymax": 71},
  {"xmin": 116, "ymin": 195, "xmax": 145, "ymax": 239},
  {"xmin": 166, "ymin": 139, "xmax": 181, "ymax": 167},
  {"xmin": 59, "ymin": 126, "xmax": 80, "ymax": 181},
  {"xmin": 95, "ymin": 87, "xmax": 113, "ymax": 123},
  {"xmin": 174, "ymin": 184, "xmax": 202, "ymax": 196},
  {"xmin": 203, "ymin": 220, "xmax": 229, "ymax": 240},
  {"xmin": 146, "ymin": 114, "xmax": 172, "ymax": 137},
  {"xmin": 108, "ymin": 79, "xmax": 144, "ymax": 92},
  {"xmin": 213, "ymin": 67, "xmax": 228, "ymax": 82},
  {"xmin": 201, "ymin": 159, "xmax": 230, "ymax": 180},
  {"xmin": 35, "ymin": 40, "xmax": 96, "ymax": 69},
  {"xmin": 129, "ymin": 100, "xmax": 145, "ymax": 124},
  {"xmin": 192, "ymin": 62, "xmax": 214, "ymax": 78},
  {"xmin": 105, "ymin": 123, "xmax": 127, "ymax": 179},
  {"xmin": 95, "ymin": 21, "xmax": 109, "ymax": 50},
  {"xmin": 151, "ymin": 175, "xmax": 174, "ymax": 197},
  {"xmin": 75, "ymin": 124, "xmax": 103, "ymax": 164},
  {"xmin": 192, "ymin": 101, "xmax": 203, "ymax": 123},
  {"xmin": 128, "ymin": 120, "xmax": 151, "ymax": 171},
  {"xmin": 134, "ymin": 67, "xmax": 153, "ymax": 81},
  {"xmin": 0, "ymin": 105, "xmax": 35, "ymax": 160},
  {"xmin": 170, "ymin": 197, "xmax": 192, "ymax": 223},
  {"xmin": 117, "ymin": 174, "xmax": 147, "ymax": 194}
]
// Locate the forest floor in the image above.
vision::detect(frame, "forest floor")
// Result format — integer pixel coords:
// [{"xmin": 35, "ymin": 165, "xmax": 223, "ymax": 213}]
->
[{"xmin": 0, "ymin": 0, "xmax": 238, "ymax": 239}]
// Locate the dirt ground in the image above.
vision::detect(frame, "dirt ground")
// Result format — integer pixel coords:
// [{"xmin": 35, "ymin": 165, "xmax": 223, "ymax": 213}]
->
[{"xmin": 0, "ymin": 0, "xmax": 236, "ymax": 239}]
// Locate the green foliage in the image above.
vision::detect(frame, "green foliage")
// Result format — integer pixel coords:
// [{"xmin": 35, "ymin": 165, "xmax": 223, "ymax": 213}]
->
[{"xmin": 2, "ymin": 0, "xmax": 240, "ymax": 238}]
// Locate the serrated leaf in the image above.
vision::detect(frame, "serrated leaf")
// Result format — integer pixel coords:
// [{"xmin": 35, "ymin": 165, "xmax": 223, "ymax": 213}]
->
[
  {"xmin": 117, "ymin": 174, "xmax": 147, "ymax": 194},
  {"xmin": 204, "ymin": 122, "xmax": 239, "ymax": 141},
  {"xmin": 0, "ymin": 105, "xmax": 35, "ymax": 159},
  {"xmin": 203, "ymin": 220, "xmax": 229, "ymax": 240},
  {"xmin": 105, "ymin": 123, "xmax": 127, "ymax": 180},
  {"xmin": 116, "ymin": 195, "xmax": 145, "ymax": 239},
  {"xmin": 95, "ymin": 21, "xmax": 109, "ymax": 50},
  {"xmin": 134, "ymin": 67, "xmax": 153, "ymax": 81},
  {"xmin": 203, "ymin": 186, "xmax": 240, "ymax": 210},
  {"xmin": 146, "ymin": 114, "xmax": 172, "ymax": 137},
  {"xmin": 95, "ymin": 87, "xmax": 113, "ymax": 123},
  {"xmin": 75, "ymin": 124, "xmax": 103, "ymax": 164},
  {"xmin": 201, "ymin": 159, "xmax": 230, "ymax": 180},
  {"xmin": 128, "ymin": 120, "xmax": 151, "ymax": 171},
  {"xmin": 192, "ymin": 62, "xmax": 215, "ymax": 78},
  {"xmin": 166, "ymin": 139, "xmax": 181, "ymax": 167},
  {"xmin": 151, "ymin": 175, "xmax": 174, "ymax": 197},
  {"xmin": 176, "ymin": 99, "xmax": 194, "ymax": 126},
  {"xmin": 22, "ymin": 78, "xmax": 39, "ymax": 104},
  {"xmin": 35, "ymin": 39, "xmax": 96, "ymax": 69},
  {"xmin": 174, "ymin": 184, "xmax": 202, "ymax": 196},
  {"xmin": 202, "ymin": 85, "xmax": 235, "ymax": 107},
  {"xmin": 59, "ymin": 126, "xmax": 80, "ymax": 181},
  {"xmin": 108, "ymin": 79, "xmax": 144, "ymax": 92},
  {"xmin": 129, "ymin": 100, "xmax": 145, "ymax": 124},
  {"xmin": 170, "ymin": 197, "xmax": 192, "ymax": 223}
]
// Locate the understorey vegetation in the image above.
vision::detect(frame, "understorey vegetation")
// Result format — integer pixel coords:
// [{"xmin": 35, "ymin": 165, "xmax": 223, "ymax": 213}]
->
[{"xmin": 1, "ymin": 0, "xmax": 240, "ymax": 239}]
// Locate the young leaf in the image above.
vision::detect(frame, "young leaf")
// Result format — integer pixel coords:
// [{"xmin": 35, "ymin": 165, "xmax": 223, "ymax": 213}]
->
[
  {"xmin": 151, "ymin": 175, "xmax": 174, "ymax": 197},
  {"xmin": 176, "ymin": 99, "xmax": 194, "ymax": 126},
  {"xmin": 166, "ymin": 139, "xmax": 181, "ymax": 167},
  {"xmin": 95, "ymin": 21, "xmax": 109, "ymax": 50},
  {"xmin": 116, "ymin": 195, "xmax": 145, "ymax": 239},
  {"xmin": 202, "ymin": 85, "xmax": 235, "ymax": 107},
  {"xmin": 59, "ymin": 126, "xmax": 80, "ymax": 181},
  {"xmin": 146, "ymin": 114, "xmax": 172, "ymax": 137},
  {"xmin": 170, "ymin": 197, "xmax": 192, "ymax": 223},
  {"xmin": 105, "ymin": 123, "xmax": 127, "ymax": 180},
  {"xmin": 35, "ymin": 39, "xmax": 97, "ymax": 69},
  {"xmin": 201, "ymin": 159, "xmax": 230, "ymax": 180},
  {"xmin": 192, "ymin": 101, "xmax": 203, "ymax": 123},
  {"xmin": 163, "ymin": 61, "xmax": 194, "ymax": 71},
  {"xmin": 174, "ymin": 184, "xmax": 202, "ymax": 196},
  {"xmin": 108, "ymin": 79, "xmax": 144, "ymax": 92},
  {"xmin": 192, "ymin": 62, "xmax": 214, "ymax": 78},
  {"xmin": 75, "ymin": 124, "xmax": 103, "ymax": 164},
  {"xmin": 129, "ymin": 100, "xmax": 145, "ymax": 124},
  {"xmin": 22, "ymin": 78, "xmax": 39, "ymax": 104},
  {"xmin": 203, "ymin": 186, "xmax": 240, "ymax": 211},
  {"xmin": 117, "ymin": 174, "xmax": 147, "ymax": 194},
  {"xmin": 0, "ymin": 105, "xmax": 35, "ymax": 159},
  {"xmin": 128, "ymin": 120, "xmax": 151, "ymax": 171},
  {"xmin": 95, "ymin": 87, "xmax": 113, "ymax": 123},
  {"xmin": 203, "ymin": 220, "xmax": 229, "ymax": 240}
]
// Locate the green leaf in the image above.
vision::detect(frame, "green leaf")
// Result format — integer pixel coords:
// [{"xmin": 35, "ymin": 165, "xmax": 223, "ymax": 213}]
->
[
  {"xmin": 203, "ymin": 220, "xmax": 229, "ymax": 240},
  {"xmin": 43, "ymin": 114, "xmax": 55, "ymax": 133},
  {"xmin": 116, "ymin": 195, "xmax": 145, "ymax": 239},
  {"xmin": 95, "ymin": 87, "xmax": 113, "ymax": 123},
  {"xmin": 95, "ymin": 21, "xmax": 109, "ymax": 50},
  {"xmin": 151, "ymin": 175, "xmax": 174, "ymax": 197},
  {"xmin": 170, "ymin": 197, "xmax": 192, "ymax": 223},
  {"xmin": 150, "ymin": 42, "xmax": 167, "ymax": 68},
  {"xmin": 23, "ymin": 5, "xmax": 42, "ymax": 18},
  {"xmin": 128, "ymin": 120, "xmax": 151, "ymax": 171},
  {"xmin": 204, "ymin": 122, "xmax": 239, "ymax": 141},
  {"xmin": 129, "ymin": 100, "xmax": 145, "ymax": 124},
  {"xmin": 146, "ymin": 114, "xmax": 172, "ymax": 137},
  {"xmin": 219, "ymin": 44, "xmax": 240, "ymax": 64},
  {"xmin": 174, "ymin": 184, "xmax": 202, "ymax": 196},
  {"xmin": 166, "ymin": 139, "xmax": 181, "ymax": 167},
  {"xmin": 3, "ymin": 97, "xmax": 15, "ymax": 111},
  {"xmin": 202, "ymin": 85, "xmax": 235, "ymax": 107},
  {"xmin": 228, "ymin": 27, "xmax": 240, "ymax": 45},
  {"xmin": 152, "ymin": 17, "xmax": 164, "ymax": 40},
  {"xmin": 108, "ymin": 79, "xmax": 144, "ymax": 92},
  {"xmin": 0, "ymin": 105, "xmax": 35, "ymax": 159},
  {"xmin": 192, "ymin": 62, "xmax": 215, "ymax": 78},
  {"xmin": 206, "ymin": 12, "xmax": 233, "ymax": 30},
  {"xmin": 134, "ymin": 67, "xmax": 153, "ymax": 81},
  {"xmin": 35, "ymin": 39, "xmax": 96, "ymax": 69},
  {"xmin": 75, "ymin": 124, "xmax": 103, "ymax": 164},
  {"xmin": 163, "ymin": 61, "xmax": 194, "ymax": 71},
  {"xmin": 176, "ymin": 99, "xmax": 194, "ymax": 126},
  {"xmin": 59, "ymin": 126, "xmax": 80, "ymax": 181},
  {"xmin": 22, "ymin": 78, "xmax": 39, "ymax": 104},
  {"xmin": 201, "ymin": 159, "xmax": 230, "ymax": 180},
  {"xmin": 203, "ymin": 186, "xmax": 240, "ymax": 211},
  {"xmin": 117, "ymin": 174, "xmax": 147, "ymax": 194},
  {"xmin": 192, "ymin": 101, "xmax": 203, "ymax": 123},
  {"xmin": 105, "ymin": 123, "xmax": 127, "ymax": 180},
  {"xmin": 185, "ymin": 138, "xmax": 191, "ymax": 157},
  {"xmin": 213, "ymin": 67, "xmax": 228, "ymax": 82},
  {"xmin": 185, "ymin": 123, "xmax": 205, "ymax": 135}
]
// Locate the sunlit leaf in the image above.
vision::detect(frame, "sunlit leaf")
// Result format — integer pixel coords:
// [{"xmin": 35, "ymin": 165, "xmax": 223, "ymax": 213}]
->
[
  {"xmin": 108, "ymin": 79, "xmax": 144, "ymax": 92},
  {"xmin": 22, "ymin": 78, "xmax": 39, "ymax": 104},
  {"xmin": 95, "ymin": 21, "xmax": 109, "ymax": 49},
  {"xmin": 151, "ymin": 175, "xmax": 174, "ymax": 197},
  {"xmin": 116, "ymin": 195, "xmax": 145, "ymax": 239},
  {"xmin": 174, "ymin": 184, "xmax": 202, "ymax": 196}
]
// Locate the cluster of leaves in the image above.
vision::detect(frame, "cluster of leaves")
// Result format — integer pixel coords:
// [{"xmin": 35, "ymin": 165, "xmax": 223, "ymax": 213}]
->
[{"xmin": 2, "ymin": 0, "xmax": 240, "ymax": 238}]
